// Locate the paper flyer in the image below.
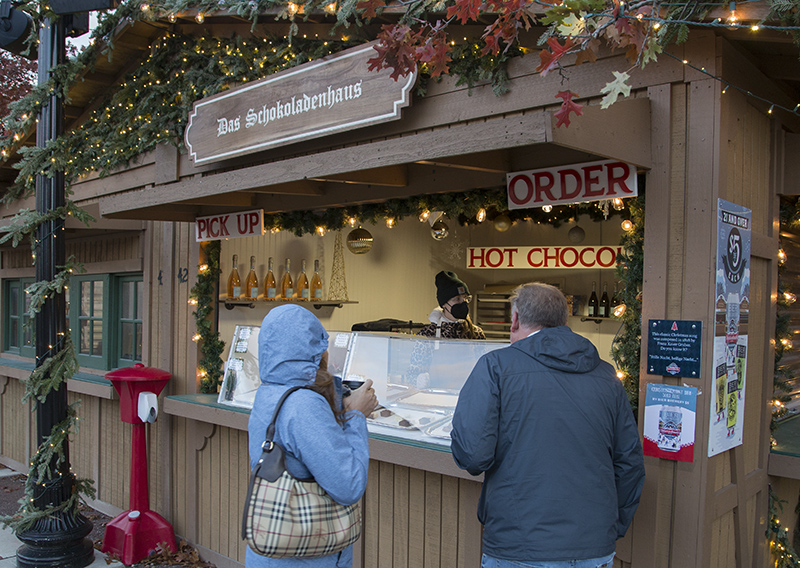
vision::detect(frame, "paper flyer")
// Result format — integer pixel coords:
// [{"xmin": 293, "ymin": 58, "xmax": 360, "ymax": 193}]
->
[
  {"xmin": 643, "ymin": 383, "xmax": 697, "ymax": 462},
  {"xmin": 708, "ymin": 199, "xmax": 751, "ymax": 457}
]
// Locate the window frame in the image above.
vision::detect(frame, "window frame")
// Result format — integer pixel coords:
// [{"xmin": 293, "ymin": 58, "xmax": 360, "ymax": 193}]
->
[
  {"xmin": 3, "ymin": 277, "xmax": 35, "ymax": 358},
  {"xmin": 112, "ymin": 274, "xmax": 144, "ymax": 368}
]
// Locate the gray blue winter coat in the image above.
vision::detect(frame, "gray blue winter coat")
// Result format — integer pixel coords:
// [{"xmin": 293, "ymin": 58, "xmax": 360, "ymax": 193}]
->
[
  {"xmin": 246, "ymin": 305, "xmax": 370, "ymax": 568},
  {"xmin": 450, "ymin": 325, "xmax": 645, "ymax": 562}
]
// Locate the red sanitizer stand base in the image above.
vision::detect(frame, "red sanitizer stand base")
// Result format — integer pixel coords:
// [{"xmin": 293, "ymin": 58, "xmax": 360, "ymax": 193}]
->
[
  {"xmin": 102, "ymin": 364, "xmax": 176, "ymax": 565},
  {"xmin": 102, "ymin": 509, "xmax": 178, "ymax": 566}
]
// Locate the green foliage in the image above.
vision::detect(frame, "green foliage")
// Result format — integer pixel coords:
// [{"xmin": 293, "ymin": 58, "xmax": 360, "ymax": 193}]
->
[
  {"xmin": 190, "ymin": 241, "xmax": 226, "ymax": 393},
  {"xmin": 768, "ymin": 486, "xmax": 800, "ymax": 568},
  {"xmin": 611, "ymin": 195, "xmax": 644, "ymax": 415}
]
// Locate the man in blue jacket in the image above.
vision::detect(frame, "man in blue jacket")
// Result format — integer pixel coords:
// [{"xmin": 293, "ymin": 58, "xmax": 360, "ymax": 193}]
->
[{"xmin": 451, "ymin": 282, "xmax": 645, "ymax": 568}]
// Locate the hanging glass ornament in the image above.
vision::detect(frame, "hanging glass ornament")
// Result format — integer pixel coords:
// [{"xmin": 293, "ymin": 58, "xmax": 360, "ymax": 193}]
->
[
  {"xmin": 346, "ymin": 227, "xmax": 373, "ymax": 254},
  {"xmin": 431, "ymin": 219, "xmax": 449, "ymax": 240},
  {"xmin": 568, "ymin": 225, "xmax": 586, "ymax": 243},
  {"xmin": 493, "ymin": 214, "xmax": 512, "ymax": 232},
  {"xmin": 612, "ymin": 197, "xmax": 625, "ymax": 211}
]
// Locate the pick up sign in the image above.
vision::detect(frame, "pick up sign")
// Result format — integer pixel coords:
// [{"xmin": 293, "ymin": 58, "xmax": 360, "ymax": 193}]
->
[{"xmin": 196, "ymin": 210, "xmax": 264, "ymax": 241}]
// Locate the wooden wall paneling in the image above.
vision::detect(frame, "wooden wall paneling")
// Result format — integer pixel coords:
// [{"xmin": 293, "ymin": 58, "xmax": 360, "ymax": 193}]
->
[
  {"xmin": 407, "ymin": 467, "xmax": 426, "ymax": 567},
  {"xmin": 631, "ymin": 82, "xmax": 676, "ymax": 568},
  {"xmin": 378, "ymin": 461, "xmax": 394, "ymax": 564},
  {"xmin": 456, "ymin": 480, "xmax": 481, "ymax": 568},
  {"xmin": 199, "ymin": 427, "xmax": 212, "ymax": 549},
  {"xmin": 423, "ymin": 472, "xmax": 442, "ymax": 567},
  {"xmin": 210, "ymin": 424, "xmax": 222, "ymax": 555},
  {"xmin": 392, "ymin": 464, "xmax": 410, "ymax": 568},
  {"xmin": 236, "ymin": 431, "xmax": 249, "ymax": 563},
  {"xmin": 680, "ymin": 76, "xmax": 719, "ymax": 568},
  {"xmin": 439, "ymin": 475, "xmax": 459, "ymax": 568},
  {"xmin": 363, "ymin": 459, "xmax": 380, "ymax": 567},
  {"xmin": 173, "ymin": 416, "xmax": 188, "ymax": 539}
]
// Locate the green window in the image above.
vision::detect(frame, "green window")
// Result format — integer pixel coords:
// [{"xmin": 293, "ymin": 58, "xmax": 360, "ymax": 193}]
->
[
  {"xmin": 4, "ymin": 273, "xmax": 143, "ymax": 370},
  {"xmin": 3, "ymin": 278, "xmax": 35, "ymax": 358}
]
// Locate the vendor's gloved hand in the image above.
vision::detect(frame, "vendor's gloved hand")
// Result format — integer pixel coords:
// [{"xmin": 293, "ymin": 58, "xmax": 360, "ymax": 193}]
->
[{"xmin": 344, "ymin": 379, "xmax": 378, "ymax": 417}]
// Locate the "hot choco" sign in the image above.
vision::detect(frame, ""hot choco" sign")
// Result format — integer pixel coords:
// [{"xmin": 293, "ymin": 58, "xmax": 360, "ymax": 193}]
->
[{"xmin": 467, "ymin": 245, "xmax": 622, "ymax": 269}]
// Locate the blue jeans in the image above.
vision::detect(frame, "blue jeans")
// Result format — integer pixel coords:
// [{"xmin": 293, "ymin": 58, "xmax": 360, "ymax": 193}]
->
[{"xmin": 481, "ymin": 552, "xmax": 615, "ymax": 568}]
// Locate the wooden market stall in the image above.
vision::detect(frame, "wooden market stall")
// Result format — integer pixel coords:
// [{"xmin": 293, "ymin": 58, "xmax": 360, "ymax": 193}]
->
[{"xmin": 1, "ymin": 3, "xmax": 800, "ymax": 567}]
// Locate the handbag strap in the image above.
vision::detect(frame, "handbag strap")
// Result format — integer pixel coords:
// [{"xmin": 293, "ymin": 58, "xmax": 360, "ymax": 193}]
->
[
  {"xmin": 263, "ymin": 385, "xmax": 310, "ymax": 447},
  {"xmin": 242, "ymin": 385, "xmax": 311, "ymax": 541}
]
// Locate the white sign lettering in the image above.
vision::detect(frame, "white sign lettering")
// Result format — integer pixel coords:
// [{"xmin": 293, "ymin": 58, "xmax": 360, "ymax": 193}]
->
[{"xmin": 196, "ymin": 209, "xmax": 264, "ymax": 241}]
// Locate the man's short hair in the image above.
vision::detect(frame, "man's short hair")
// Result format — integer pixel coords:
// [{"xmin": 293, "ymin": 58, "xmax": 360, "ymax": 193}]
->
[{"xmin": 510, "ymin": 282, "xmax": 569, "ymax": 328}]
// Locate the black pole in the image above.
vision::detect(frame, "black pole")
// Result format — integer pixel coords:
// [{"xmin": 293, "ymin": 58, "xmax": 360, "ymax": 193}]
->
[{"xmin": 14, "ymin": 15, "xmax": 94, "ymax": 568}]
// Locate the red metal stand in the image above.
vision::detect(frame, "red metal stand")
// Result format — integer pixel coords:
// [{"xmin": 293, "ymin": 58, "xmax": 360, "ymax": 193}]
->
[{"xmin": 102, "ymin": 365, "xmax": 176, "ymax": 565}]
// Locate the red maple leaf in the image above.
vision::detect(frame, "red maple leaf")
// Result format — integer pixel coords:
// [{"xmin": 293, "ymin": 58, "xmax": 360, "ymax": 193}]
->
[
  {"xmin": 368, "ymin": 24, "xmax": 418, "ymax": 80},
  {"xmin": 535, "ymin": 37, "xmax": 576, "ymax": 76},
  {"xmin": 416, "ymin": 32, "xmax": 452, "ymax": 77},
  {"xmin": 356, "ymin": 0, "xmax": 385, "ymax": 19},
  {"xmin": 446, "ymin": 0, "xmax": 482, "ymax": 25},
  {"xmin": 554, "ymin": 90, "xmax": 583, "ymax": 128}
]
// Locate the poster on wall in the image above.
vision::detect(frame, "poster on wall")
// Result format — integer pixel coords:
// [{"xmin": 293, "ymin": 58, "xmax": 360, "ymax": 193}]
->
[
  {"xmin": 643, "ymin": 383, "xmax": 697, "ymax": 462},
  {"xmin": 708, "ymin": 199, "xmax": 751, "ymax": 457}
]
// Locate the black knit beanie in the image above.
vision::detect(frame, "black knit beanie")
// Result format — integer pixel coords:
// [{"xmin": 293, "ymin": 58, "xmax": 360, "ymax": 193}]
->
[{"xmin": 435, "ymin": 271, "xmax": 469, "ymax": 307}]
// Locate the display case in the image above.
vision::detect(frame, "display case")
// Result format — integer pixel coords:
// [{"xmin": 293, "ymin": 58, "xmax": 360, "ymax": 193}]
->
[{"xmin": 218, "ymin": 328, "xmax": 507, "ymax": 447}]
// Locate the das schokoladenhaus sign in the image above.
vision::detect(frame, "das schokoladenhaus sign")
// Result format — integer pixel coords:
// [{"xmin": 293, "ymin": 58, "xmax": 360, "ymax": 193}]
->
[{"xmin": 184, "ymin": 42, "xmax": 417, "ymax": 165}]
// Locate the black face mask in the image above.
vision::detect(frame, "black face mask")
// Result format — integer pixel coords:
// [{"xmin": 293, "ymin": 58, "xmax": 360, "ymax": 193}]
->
[{"xmin": 449, "ymin": 301, "xmax": 469, "ymax": 320}]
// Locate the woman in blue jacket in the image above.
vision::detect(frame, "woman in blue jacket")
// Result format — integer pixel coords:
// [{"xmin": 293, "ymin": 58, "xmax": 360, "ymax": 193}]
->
[{"xmin": 246, "ymin": 305, "xmax": 377, "ymax": 567}]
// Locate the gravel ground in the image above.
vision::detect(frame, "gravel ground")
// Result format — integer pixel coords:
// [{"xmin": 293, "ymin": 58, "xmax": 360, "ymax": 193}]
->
[{"xmin": 0, "ymin": 474, "xmax": 215, "ymax": 567}]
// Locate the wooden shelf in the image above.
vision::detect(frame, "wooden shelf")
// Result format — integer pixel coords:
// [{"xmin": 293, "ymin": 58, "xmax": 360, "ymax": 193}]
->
[{"xmin": 220, "ymin": 298, "xmax": 358, "ymax": 310}]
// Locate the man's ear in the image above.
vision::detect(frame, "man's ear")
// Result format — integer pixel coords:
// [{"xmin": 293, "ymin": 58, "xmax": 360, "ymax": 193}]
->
[{"xmin": 510, "ymin": 310, "xmax": 520, "ymax": 333}]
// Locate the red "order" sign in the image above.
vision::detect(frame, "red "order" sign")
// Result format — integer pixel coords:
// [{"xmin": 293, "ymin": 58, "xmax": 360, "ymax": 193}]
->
[
  {"xmin": 506, "ymin": 160, "xmax": 637, "ymax": 209},
  {"xmin": 467, "ymin": 246, "xmax": 623, "ymax": 269}
]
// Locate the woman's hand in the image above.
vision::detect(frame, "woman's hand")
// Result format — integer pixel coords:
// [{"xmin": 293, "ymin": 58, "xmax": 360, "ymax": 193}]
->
[{"xmin": 344, "ymin": 379, "xmax": 378, "ymax": 417}]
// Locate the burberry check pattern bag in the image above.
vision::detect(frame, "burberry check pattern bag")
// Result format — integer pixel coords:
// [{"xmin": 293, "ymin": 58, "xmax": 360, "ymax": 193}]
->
[{"xmin": 242, "ymin": 386, "xmax": 362, "ymax": 558}]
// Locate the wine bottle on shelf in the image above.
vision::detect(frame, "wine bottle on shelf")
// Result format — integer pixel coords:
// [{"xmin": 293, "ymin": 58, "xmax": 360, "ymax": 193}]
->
[
  {"xmin": 587, "ymin": 281, "xmax": 598, "ymax": 317},
  {"xmin": 227, "ymin": 254, "xmax": 241, "ymax": 300},
  {"xmin": 280, "ymin": 258, "xmax": 294, "ymax": 300},
  {"xmin": 310, "ymin": 259, "xmax": 324, "ymax": 300},
  {"xmin": 599, "ymin": 282, "xmax": 610, "ymax": 318},
  {"xmin": 297, "ymin": 259, "xmax": 310, "ymax": 301},
  {"xmin": 264, "ymin": 257, "xmax": 277, "ymax": 301},
  {"xmin": 244, "ymin": 255, "xmax": 259, "ymax": 300}
]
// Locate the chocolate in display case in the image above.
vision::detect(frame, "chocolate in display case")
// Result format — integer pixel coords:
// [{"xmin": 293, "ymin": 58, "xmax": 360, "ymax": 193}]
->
[
  {"xmin": 219, "ymin": 328, "xmax": 507, "ymax": 447},
  {"xmin": 341, "ymin": 332, "xmax": 507, "ymax": 446}
]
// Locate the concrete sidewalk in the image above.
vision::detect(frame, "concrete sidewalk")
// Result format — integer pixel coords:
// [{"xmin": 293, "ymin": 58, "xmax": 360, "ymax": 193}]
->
[{"xmin": 0, "ymin": 468, "xmax": 124, "ymax": 568}]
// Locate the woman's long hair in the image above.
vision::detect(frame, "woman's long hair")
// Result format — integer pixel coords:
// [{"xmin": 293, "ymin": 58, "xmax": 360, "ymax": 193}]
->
[{"xmin": 307, "ymin": 352, "xmax": 347, "ymax": 424}]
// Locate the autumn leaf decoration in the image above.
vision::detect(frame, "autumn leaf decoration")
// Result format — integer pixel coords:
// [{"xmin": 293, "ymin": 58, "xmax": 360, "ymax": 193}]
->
[
  {"xmin": 599, "ymin": 71, "xmax": 632, "ymax": 109},
  {"xmin": 535, "ymin": 37, "xmax": 576, "ymax": 76},
  {"xmin": 554, "ymin": 91, "xmax": 583, "ymax": 128}
]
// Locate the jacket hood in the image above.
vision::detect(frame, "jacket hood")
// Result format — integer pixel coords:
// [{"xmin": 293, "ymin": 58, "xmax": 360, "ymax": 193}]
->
[
  {"xmin": 428, "ymin": 306, "xmax": 448, "ymax": 325},
  {"xmin": 258, "ymin": 304, "xmax": 329, "ymax": 385},
  {"xmin": 514, "ymin": 326, "xmax": 601, "ymax": 374}
]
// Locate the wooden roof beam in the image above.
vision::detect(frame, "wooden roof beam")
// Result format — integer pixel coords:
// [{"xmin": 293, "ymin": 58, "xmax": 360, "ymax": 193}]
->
[
  {"xmin": 416, "ymin": 150, "xmax": 510, "ymax": 173},
  {"xmin": 309, "ymin": 165, "xmax": 407, "ymax": 187}
]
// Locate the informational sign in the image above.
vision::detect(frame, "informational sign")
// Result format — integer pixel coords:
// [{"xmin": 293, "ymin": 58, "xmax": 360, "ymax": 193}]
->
[
  {"xmin": 708, "ymin": 200, "xmax": 751, "ymax": 457},
  {"xmin": 467, "ymin": 245, "xmax": 622, "ymax": 269},
  {"xmin": 184, "ymin": 42, "xmax": 417, "ymax": 165},
  {"xmin": 647, "ymin": 320, "xmax": 702, "ymax": 378},
  {"xmin": 506, "ymin": 159, "xmax": 638, "ymax": 210},
  {"xmin": 195, "ymin": 209, "xmax": 264, "ymax": 241},
  {"xmin": 643, "ymin": 383, "xmax": 697, "ymax": 462}
]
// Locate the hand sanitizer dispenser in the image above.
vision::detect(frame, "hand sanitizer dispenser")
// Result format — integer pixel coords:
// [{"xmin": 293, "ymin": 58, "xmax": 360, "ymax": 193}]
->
[{"xmin": 137, "ymin": 392, "xmax": 158, "ymax": 423}]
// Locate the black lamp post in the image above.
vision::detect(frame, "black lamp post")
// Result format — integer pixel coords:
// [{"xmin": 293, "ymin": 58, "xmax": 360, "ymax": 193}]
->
[{"xmin": 1, "ymin": 1, "xmax": 115, "ymax": 566}]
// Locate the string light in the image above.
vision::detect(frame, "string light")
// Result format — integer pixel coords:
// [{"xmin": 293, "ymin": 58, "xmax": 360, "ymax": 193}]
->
[
  {"xmin": 385, "ymin": 217, "xmax": 396, "ymax": 228},
  {"xmin": 476, "ymin": 208, "xmax": 487, "ymax": 223},
  {"xmin": 316, "ymin": 226, "xmax": 326, "ymax": 236},
  {"xmin": 784, "ymin": 291, "xmax": 796, "ymax": 304},
  {"xmin": 419, "ymin": 210, "xmax": 430, "ymax": 222},
  {"xmin": 348, "ymin": 217, "xmax": 358, "ymax": 227},
  {"xmin": 195, "ymin": 11, "xmax": 204, "ymax": 23},
  {"xmin": 621, "ymin": 219, "xmax": 634, "ymax": 231},
  {"xmin": 778, "ymin": 249, "xmax": 787, "ymax": 264}
]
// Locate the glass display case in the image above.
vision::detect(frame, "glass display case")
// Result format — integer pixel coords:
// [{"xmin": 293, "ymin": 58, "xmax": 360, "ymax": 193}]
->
[{"xmin": 218, "ymin": 328, "xmax": 507, "ymax": 447}]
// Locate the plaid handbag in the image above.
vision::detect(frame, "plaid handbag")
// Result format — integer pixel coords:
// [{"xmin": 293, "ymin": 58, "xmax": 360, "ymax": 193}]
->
[{"xmin": 242, "ymin": 386, "xmax": 362, "ymax": 558}]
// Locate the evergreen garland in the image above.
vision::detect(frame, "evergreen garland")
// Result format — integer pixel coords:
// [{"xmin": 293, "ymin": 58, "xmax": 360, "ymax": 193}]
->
[
  {"xmin": 611, "ymin": 195, "xmax": 645, "ymax": 415},
  {"xmin": 190, "ymin": 240, "xmax": 225, "ymax": 393},
  {"xmin": 768, "ymin": 486, "xmax": 800, "ymax": 568}
]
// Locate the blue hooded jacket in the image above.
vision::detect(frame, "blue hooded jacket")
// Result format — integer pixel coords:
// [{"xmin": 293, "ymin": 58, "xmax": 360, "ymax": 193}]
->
[
  {"xmin": 451, "ymin": 326, "xmax": 645, "ymax": 562},
  {"xmin": 246, "ymin": 305, "xmax": 370, "ymax": 568}
]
